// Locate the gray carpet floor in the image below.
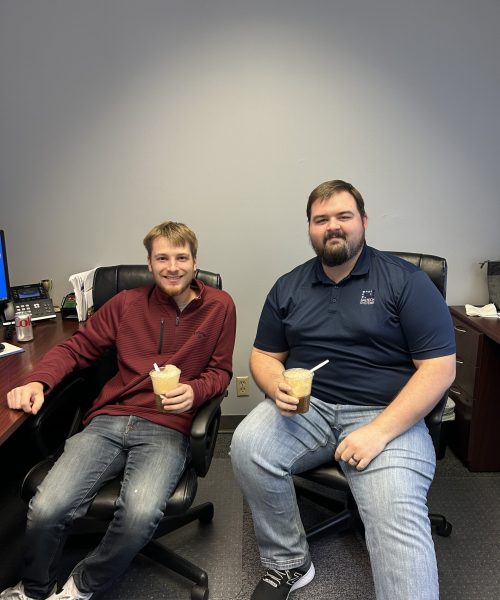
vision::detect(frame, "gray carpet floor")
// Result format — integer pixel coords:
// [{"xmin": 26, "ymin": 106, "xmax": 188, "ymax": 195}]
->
[
  {"xmin": 101, "ymin": 458, "xmax": 243, "ymax": 600},
  {"xmin": 227, "ymin": 432, "xmax": 500, "ymax": 600},
  {"xmin": 1, "ymin": 432, "xmax": 499, "ymax": 599}
]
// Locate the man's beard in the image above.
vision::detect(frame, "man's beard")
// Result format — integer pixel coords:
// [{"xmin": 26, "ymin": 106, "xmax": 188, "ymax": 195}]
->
[
  {"xmin": 163, "ymin": 281, "xmax": 190, "ymax": 298},
  {"xmin": 158, "ymin": 274, "xmax": 192, "ymax": 299},
  {"xmin": 311, "ymin": 230, "xmax": 365, "ymax": 267}
]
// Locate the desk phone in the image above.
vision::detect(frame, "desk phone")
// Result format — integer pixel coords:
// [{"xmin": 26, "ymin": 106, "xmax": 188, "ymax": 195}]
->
[{"xmin": 3, "ymin": 283, "xmax": 56, "ymax": 324}]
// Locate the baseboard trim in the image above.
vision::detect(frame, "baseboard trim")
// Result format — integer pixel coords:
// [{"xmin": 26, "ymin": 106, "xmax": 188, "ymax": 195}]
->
[{"xmin": 220, "ymin": 415, "xmax": 246, "ymax": 433}]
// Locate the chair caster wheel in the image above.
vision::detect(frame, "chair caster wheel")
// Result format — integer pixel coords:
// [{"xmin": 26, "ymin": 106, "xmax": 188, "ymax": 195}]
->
[
  {"xmin": 191, "ymin": 584, "xmax": 208, "ymax": 600},
  {"xmin": 436, "ymin": 520, "xmax": 452, "ymax": 537},
  {"xmin": 199, "ymin": 504, "xmax": 214, "ymax": 524},
  {"xmin": 431, "ymin": 513, "xmax": 452, "ymax": 537}
]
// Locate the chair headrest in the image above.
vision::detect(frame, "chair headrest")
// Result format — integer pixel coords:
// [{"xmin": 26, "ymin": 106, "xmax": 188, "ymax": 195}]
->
[
  {"xmin": 92, "ymin": 265, "xmax": 222, "ymax": 312},
  {"xmin": 385, "ymin": 252, "xmax": 447, "ymax": 299}
]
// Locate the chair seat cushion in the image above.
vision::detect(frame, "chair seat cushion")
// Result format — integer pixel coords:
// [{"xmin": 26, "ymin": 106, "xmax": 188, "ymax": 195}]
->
[
  {"xmin": 298, "ymin": 460, "xmax": 350, "ymax": 489},
  {"xmin": 21, "ymin": 458, "xmax": 198, "ymax": 521}
]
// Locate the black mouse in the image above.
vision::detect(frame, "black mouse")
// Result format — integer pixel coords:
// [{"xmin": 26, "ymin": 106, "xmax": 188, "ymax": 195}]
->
[{"xmin": 0, "ymin": 343, "xmax": 5, "ymax": 352}]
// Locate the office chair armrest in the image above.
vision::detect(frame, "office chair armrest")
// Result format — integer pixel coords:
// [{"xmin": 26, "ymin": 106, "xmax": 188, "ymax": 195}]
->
[
  {"xmin": 28, "ymin": 372, "xmax": 94, "ymax": 458},
  {"xmin": 189, "ymin": 391, "xmax": 227, "ymax": 477}
]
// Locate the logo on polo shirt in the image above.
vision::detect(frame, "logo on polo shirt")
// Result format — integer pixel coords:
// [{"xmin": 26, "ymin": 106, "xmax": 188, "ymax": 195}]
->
[{"xmin": 360, "ymin": 290, "xmax": 375, "ymax": 305}]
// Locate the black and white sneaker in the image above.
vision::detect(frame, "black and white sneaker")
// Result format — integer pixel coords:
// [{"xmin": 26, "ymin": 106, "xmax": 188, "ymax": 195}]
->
[{"xmin": 251, "ymin": 563, "xmax": 315, "ymax": 599}]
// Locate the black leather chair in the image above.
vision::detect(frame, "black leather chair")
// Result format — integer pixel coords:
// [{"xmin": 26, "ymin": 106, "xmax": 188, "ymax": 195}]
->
[
  {"xmin": 293, "ymin": 252, "xmax": 453, "ymax": 541},
  {"xmin": 21, "ymin": 266, "xmax": 226, "ymax": 600}
]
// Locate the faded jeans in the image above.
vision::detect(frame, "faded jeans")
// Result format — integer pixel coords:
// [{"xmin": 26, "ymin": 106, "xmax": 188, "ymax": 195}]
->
[
  {"xmin": 22, "ymin": 415, "xmax": 189, "ymax": 599},
  {"xmin": 230, "ymin": 398, "xmax": 438, "ymax": 600}
]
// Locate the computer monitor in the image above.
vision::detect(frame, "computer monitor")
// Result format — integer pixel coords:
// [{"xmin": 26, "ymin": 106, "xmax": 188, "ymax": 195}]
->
[{"xmin": 0, "ymin": 229, "xmax": 11, "ymax": 305}]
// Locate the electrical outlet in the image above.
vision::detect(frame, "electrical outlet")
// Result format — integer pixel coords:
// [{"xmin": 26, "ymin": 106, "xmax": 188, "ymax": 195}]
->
[{"xmin": 236, "ymin": 376, "xmax": 250, "ymax": 396}]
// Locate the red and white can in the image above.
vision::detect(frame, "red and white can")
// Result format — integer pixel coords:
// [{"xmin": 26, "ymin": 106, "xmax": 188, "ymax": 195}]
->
[{"xmin": 15, "ymin": 312, "xmax": 34, "ymax": 342}]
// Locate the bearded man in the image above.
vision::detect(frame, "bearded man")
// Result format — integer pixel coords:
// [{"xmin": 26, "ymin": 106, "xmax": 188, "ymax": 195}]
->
[{"xmin": 230, "ymin": 180, "xmax": 455, "ymax": 600}]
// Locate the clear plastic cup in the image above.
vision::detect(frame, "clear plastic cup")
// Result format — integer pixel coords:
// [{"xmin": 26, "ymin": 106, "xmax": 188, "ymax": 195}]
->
[
  {"xmin": 283, "ymin": 368, "xmax": 314, "ymax": 414},
  {"xmin": 149, "ymin": 365, "xmax": 181, "ymax": 411}
]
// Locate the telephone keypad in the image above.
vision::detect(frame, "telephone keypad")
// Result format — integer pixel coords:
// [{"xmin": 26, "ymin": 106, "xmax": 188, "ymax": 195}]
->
[{"xmin": 13, "ymin": 299, "xmax": 56, "ymax": 321}]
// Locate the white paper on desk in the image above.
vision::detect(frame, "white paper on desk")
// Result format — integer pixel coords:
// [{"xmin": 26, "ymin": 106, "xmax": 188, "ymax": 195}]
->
[
  {"xmin": 465, "ymin": 303, "xmax": 499, "ymax": 317},
  {"xmin": 0, "ymin": 342, "xmax": 25, "ymax": 357},
  {"xmin": 69, "ymin": 267, "xmax": 99, "ymax": 321}
]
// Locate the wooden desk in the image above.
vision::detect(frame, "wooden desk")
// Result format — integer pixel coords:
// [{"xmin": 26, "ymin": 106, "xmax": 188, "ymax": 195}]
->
[
  {"xmin": 449, "ymin": 306, "xmax": 500, "ymax": 471},
  {"xmin": 0, "ymin": 316, "xmax": 79, "ymax": 445}
]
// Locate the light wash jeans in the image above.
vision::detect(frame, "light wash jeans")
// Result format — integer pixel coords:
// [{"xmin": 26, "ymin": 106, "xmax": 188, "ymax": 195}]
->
[
  {"xmin": 22, "ymin": 415, "xmax": 189, "ymax": 599},
  {"xmin": 231, "ymin": 398, "xmax": 439, "ymax": 600}
]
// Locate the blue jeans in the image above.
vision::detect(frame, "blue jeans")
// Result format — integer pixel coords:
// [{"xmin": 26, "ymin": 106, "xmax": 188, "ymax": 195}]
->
[
  {"xmin": 231, "ymin": 398, "xmax": 438, "ymax": 600},
  {"xmin": 22, "ymin": 415, "xmax": 189, "ymax": 599}
]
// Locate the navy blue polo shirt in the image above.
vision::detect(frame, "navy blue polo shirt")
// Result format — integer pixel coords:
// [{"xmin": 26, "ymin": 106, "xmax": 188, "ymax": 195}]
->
[{"xmin": 254, "ymin": 245, "xmax": 456, "ymax": 407}]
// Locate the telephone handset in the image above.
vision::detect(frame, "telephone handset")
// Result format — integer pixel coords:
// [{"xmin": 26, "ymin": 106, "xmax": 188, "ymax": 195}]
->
[{"xmin": 3, "ymin": 283, "xmax": 56, "ymax": 324}]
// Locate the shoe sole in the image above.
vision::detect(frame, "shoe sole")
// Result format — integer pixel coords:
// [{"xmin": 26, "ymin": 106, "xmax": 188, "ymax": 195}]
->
[{"xmin": 289, "ymin": 563, "xmax": 315, "ymax": 594}]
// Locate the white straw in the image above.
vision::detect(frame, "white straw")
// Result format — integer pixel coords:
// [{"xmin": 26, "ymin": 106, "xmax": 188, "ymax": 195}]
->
[
  {"xmin": 153, "ymin": 362, "xmax": 161, "ymax": 372},
  {"xmin": 310, "ymin": 359, "xmax": 330, "ymax": 373}
]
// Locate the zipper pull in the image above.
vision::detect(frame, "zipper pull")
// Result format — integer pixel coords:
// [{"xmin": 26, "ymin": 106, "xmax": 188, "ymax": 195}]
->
[{"xmin": 158, "ymin": 319, "xmax": 164, "ymax": 354}]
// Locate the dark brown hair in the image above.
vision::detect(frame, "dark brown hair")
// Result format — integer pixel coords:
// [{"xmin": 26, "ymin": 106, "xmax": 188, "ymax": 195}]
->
[{"xmin": 307, "ymin": 180, "xmax": 366, "ymax": 222}]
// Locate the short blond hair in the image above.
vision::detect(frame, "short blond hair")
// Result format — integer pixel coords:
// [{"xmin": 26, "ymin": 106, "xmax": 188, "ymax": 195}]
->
[{"xmin": 143, "ymin": 221, "xmax": 198, "ymax": 259}]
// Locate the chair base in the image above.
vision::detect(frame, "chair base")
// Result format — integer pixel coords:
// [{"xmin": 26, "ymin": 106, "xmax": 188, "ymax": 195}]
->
[
  {"xmin": 66, "ymin": 501, "xmax": 214, "ymax": 600},
  {"xmin": 141, "ymin": 540, "xmax": 209, "ymax": 599},
  {"xmin": 295, "ymin": 481, "xmax": 362, "ymax": 541},
  {"xmin": 296, "ymin": 483, "xmax": 452, "ymax": 541},
  {"xmin": 141, "ymin": 501, "xmax": 214, "ymax": 600}
]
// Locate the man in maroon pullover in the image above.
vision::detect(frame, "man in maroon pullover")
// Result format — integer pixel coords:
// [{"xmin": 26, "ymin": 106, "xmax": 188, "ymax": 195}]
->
[{"xmin": 1, "ymin": 222, "xmax": 236, "ymax": 600}]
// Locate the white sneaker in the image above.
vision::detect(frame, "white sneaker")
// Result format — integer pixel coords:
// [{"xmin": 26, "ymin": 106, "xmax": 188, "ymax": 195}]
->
[
  {"xmin": 46, "ymin": 578, "xmax": 92, "ymax": 600},
  {"xmin": 0, "ymin": 582, "xmax": 37, "ymax": 600}
]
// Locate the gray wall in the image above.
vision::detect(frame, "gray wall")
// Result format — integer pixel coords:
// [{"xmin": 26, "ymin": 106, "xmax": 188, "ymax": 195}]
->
[{"xmin": 1, "ymin": 0, "xmax": 499, "ymax": 414}]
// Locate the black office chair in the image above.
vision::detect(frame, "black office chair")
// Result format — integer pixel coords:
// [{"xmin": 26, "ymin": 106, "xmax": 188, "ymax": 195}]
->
[
  {"xmin": 21, "ymin": 266, "xmax": 226, "ymax": 600},
  {"xmin": 293, "ymin": 252, "xmax": 453, "ymax": 541}
]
